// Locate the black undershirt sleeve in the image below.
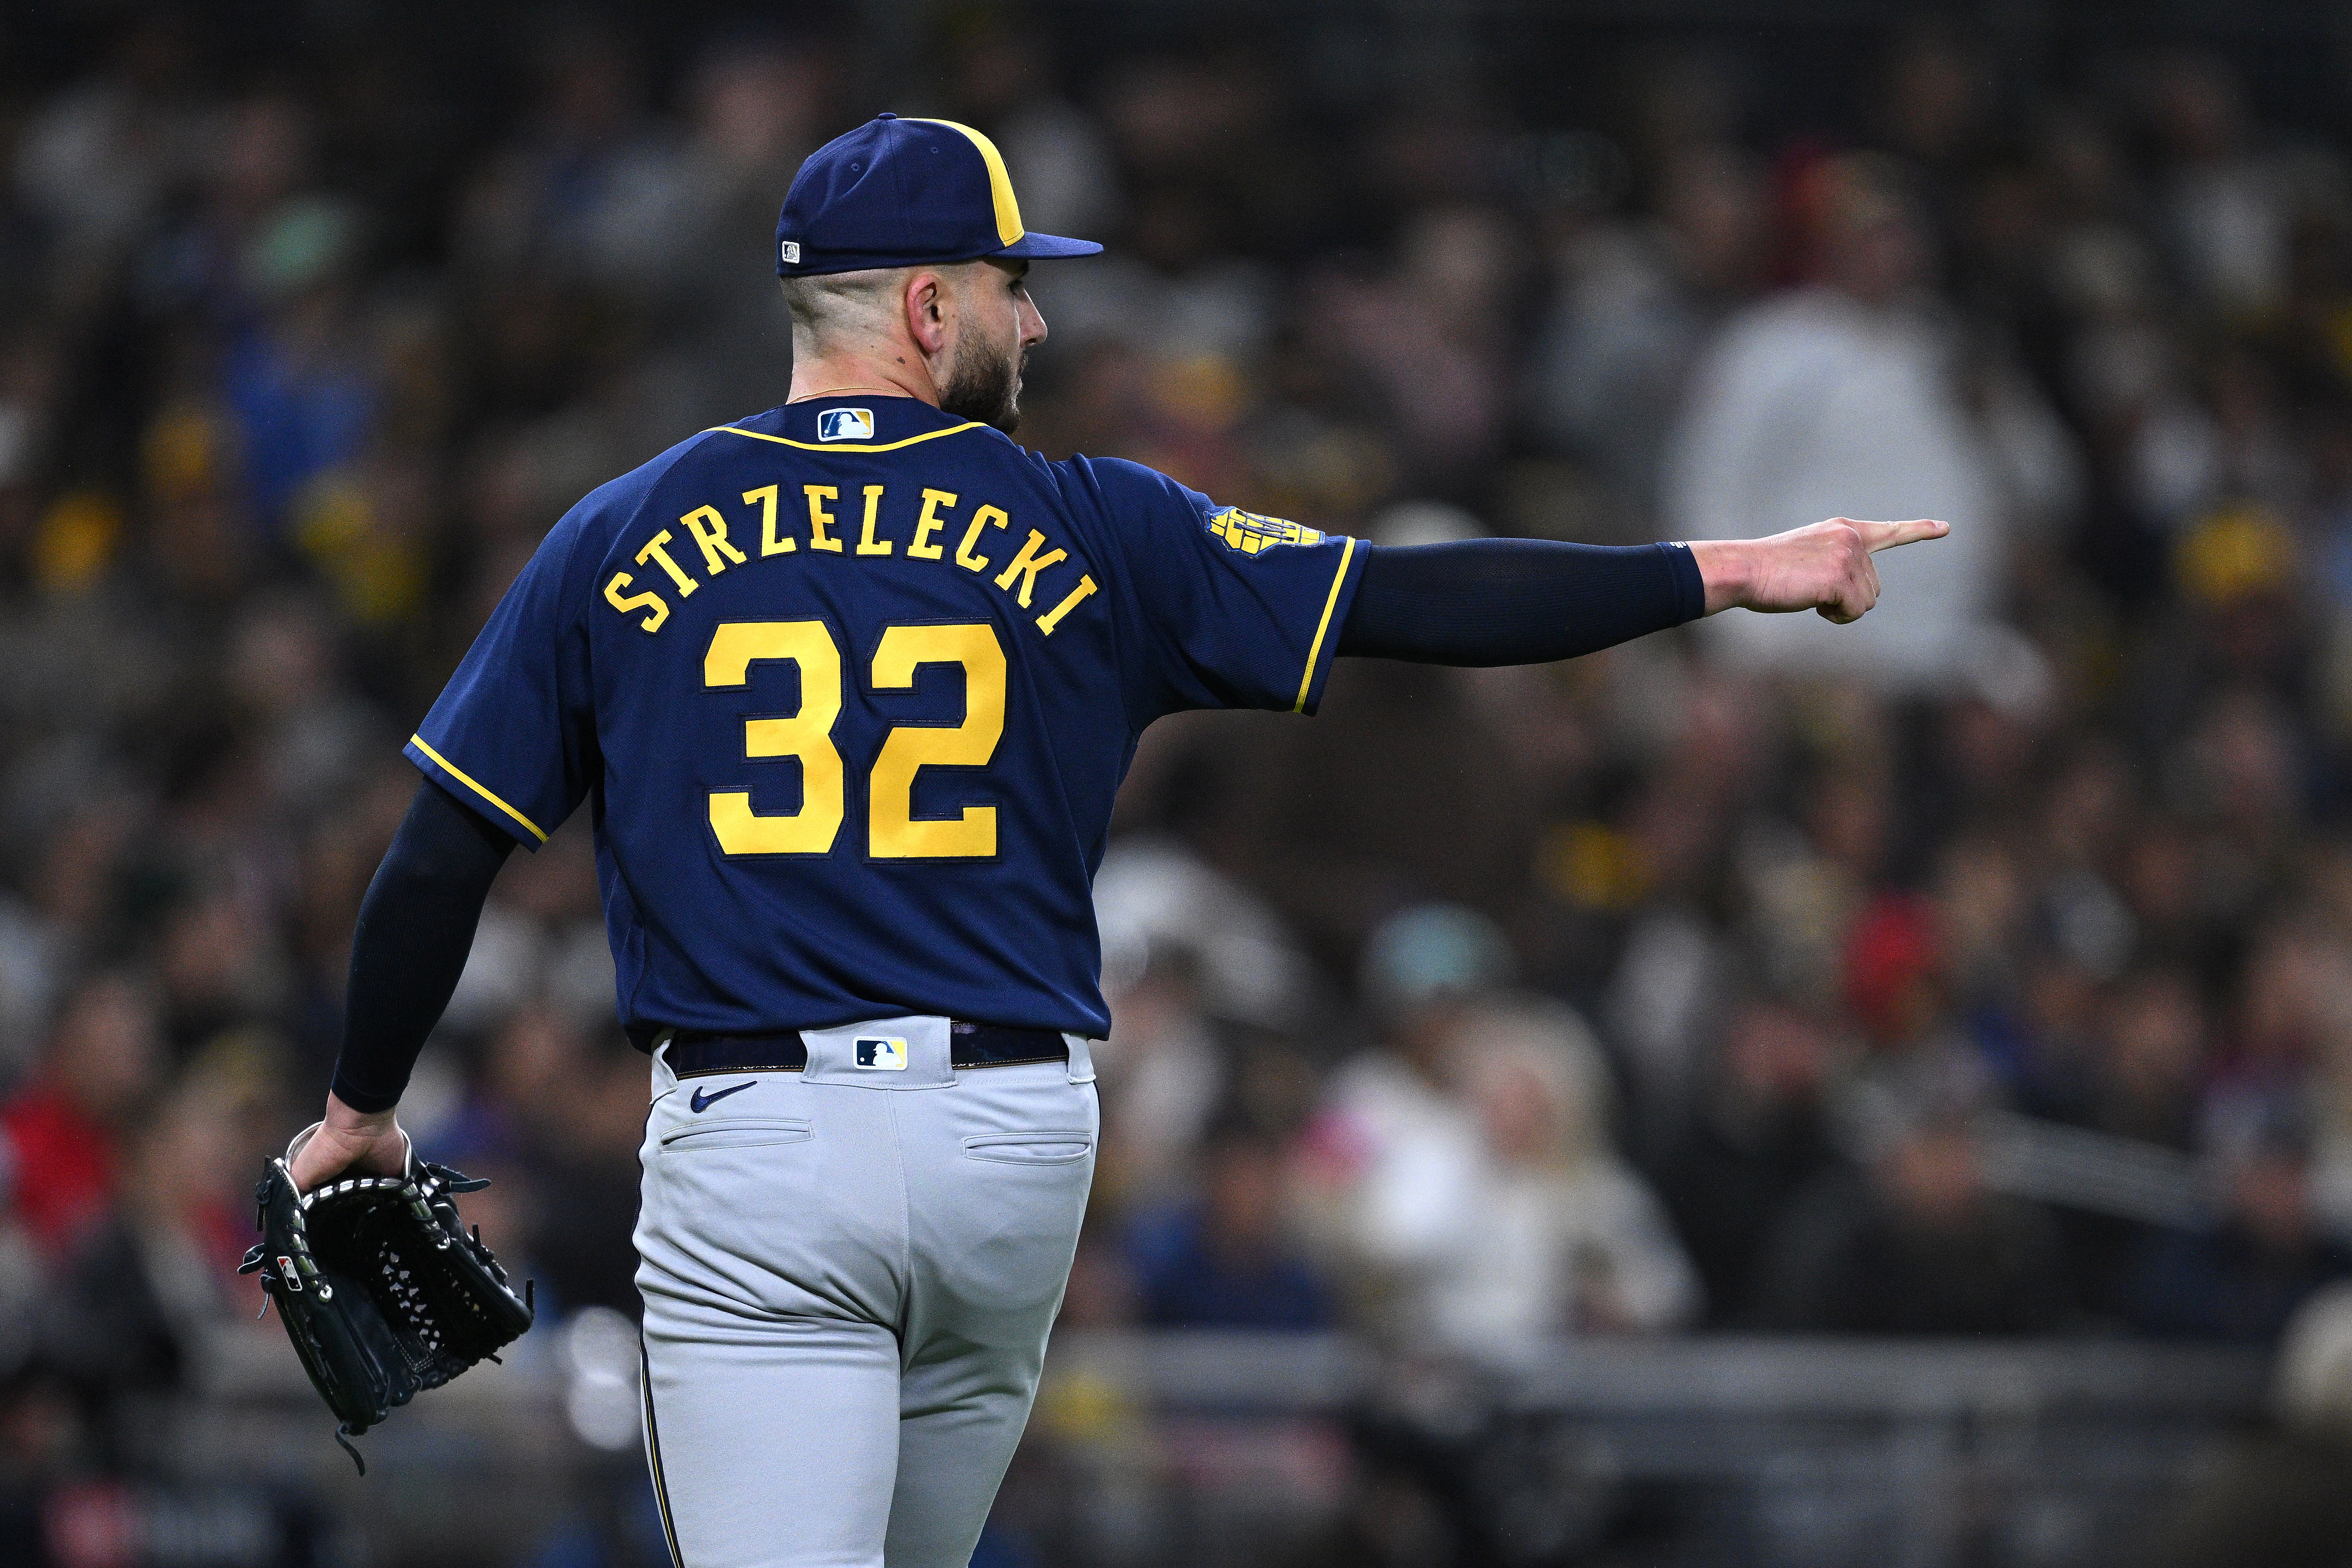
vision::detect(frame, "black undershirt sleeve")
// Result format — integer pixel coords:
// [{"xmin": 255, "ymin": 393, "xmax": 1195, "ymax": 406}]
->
[
  {"xmin": 1336, "ymin": 538, "xmax": 1707, "ymax": 666},
  {"xmin": 328, "ymin": 778, "xmax": 518, "ymax": 1114}
]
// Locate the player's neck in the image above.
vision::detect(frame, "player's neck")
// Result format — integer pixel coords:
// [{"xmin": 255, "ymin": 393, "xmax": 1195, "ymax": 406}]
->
[{"xmin": 787, "ymin": 343, "xmax": 940, "ymax": 408}]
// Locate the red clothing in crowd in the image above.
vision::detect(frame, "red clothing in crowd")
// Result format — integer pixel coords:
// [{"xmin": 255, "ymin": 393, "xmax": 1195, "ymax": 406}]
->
[{"xmin": 0, "ymin": 1084, "xmax": 120, "ymax": 1258}]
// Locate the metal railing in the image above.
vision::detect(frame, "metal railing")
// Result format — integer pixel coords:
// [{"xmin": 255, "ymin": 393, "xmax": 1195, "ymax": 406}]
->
[
  {"xmin": 154, "ymin": 1324, "xmax": 2270, "ymax": 1567},
  {"xmin": 1025, "ymin": 1332, "xmax": 2271, "ymax": 1568}
]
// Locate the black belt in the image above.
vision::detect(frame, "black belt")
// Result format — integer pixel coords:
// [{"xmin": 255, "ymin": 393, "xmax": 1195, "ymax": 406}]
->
[{"xmin": 659, "ymin": 1023, "xmax": 1068, "ymax": 1078}]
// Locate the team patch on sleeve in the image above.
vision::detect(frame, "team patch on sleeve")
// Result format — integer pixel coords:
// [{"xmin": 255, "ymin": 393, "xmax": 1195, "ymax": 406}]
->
[{"xmin": 1206, "ymin": 507, "xmax": 1324, "ymax": 555}]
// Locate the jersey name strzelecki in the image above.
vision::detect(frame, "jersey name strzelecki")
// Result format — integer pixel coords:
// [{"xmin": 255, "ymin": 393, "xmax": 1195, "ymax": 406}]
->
[
  {"xmin": 407, "ymin": 394, "xmax": 1364, "ymax": 1043},
  {"xmin": 599, "ymin": 421, "xmax": 1103, "ymax": 641}
]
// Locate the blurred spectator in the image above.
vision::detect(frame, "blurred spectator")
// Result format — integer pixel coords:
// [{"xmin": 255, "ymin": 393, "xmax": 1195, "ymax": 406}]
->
[
  {"xmin": 46, "ymin": 1058, "xmax": 260, "ymax": 1411},
  {"xmin": 1125, "ymin": 1126, "xmax": 1333, "ymax": 1331},
  {"xmin": 1343, "ymin": 996, "xmax": 1698, "ymax": 1350},
  {"xmin": 1755, "ymin": 1090, "xmax": 2074, "ymax": 1335},
  {"xmin": 1309, "ymin": 206, "xmax": 1523, "ymax": 495},
  {"xmin": 226, "ymin": 593, "xmax": 385, "ymax": 817},
  {"xmin": 657, "ymin": 31, "xmax": 835, "ymax": 425},
  {"xmin": 2123, "ymin": 1098, "xmax": 2352, "ymax": 1341},
  {"xmin": 1665, "ymin": 152, "xmax": 2056, "ymax": 686},
  {"xmin": 2145, "ymin": 53, "xmax": 2314, "ymax": 326},
  {"xmin": 2074, "ymin": 968, "xmax": 2209, "ymax": 1149},
  {"xmin": 1296, "ymin": 905, "xmax": 1508, "ymax": 1334},
  {"xmin": 1090, "ymin": 838, "xmax": 1312, "ymax": 1034},
  {"xmin": 0, "ymin": 1368, "xmax": 87, "ymax": 1562},
  {"xmin": 1528, "ymin": 142, "xmax": 1765, "ymax": 517},
  {"xmin": 0, "ymin": 973, "xmax": 162, "ymax": 1263},
  {"xmin": 1659, "ymin": 997, "xmax": 1843, "ymax": 1324},
  {"xmin": 1092, "ymin": 945, "xmax": 1224, "ymax": 1210},
  {"xmin": 11, "ymin": 18, "xmax": 196, "ymax": 283},
  {"xmin": 494, "ymin": 1006, "xmax": 647, "ymax": 1320}
]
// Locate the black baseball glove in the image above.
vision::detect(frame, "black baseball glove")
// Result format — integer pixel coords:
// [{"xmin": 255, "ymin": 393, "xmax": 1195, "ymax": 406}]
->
[{"xmin": 240, "ymin": 1136, "xmax": 535, "ymax": 1472}]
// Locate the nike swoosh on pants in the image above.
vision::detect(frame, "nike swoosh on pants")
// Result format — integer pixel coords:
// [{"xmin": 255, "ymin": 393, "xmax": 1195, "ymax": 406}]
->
[{"xmin": 690, "ymin": 1081, "xmax": 757, "ymax": 1113}]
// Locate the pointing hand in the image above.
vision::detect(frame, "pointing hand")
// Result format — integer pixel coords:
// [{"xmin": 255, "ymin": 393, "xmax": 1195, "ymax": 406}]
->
[{"xmin": 1689, "ymin": 517, "xmax": 1950, "ymax": 622}]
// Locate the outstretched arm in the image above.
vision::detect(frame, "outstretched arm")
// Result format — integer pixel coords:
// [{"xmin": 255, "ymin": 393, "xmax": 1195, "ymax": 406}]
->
[
  {"xmin": 288, "ymin": 778, "xmax": 517, "ymax": 1192},
  {"xmin": 1339, "ymin": 539, "xmax": 1704, "ymax": 666},
  {"xmin": 1335, "ymin": 517, "xmax": 1947, "ymax": 666}
]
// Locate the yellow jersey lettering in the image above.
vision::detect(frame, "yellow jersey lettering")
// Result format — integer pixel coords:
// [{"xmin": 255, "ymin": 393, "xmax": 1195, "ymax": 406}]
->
[
  {"xmin": 855, "ymin": 484, "xmax": 892, "ymax": 556},
  {"xmin": 636, "ymin": 531, "xmax": 698, "ymax": 595},
  {"xmin": 681, "ymin": 505, "xmax": 748, "ymax": 574},
  {"xmin": 804, "ymin": 485, "xmax": 843, "ymax": 553},
  {"xmin": 868, "ymin": 623, "xmax": 1006, "ymax": 859},
  {"xmin": 746, "ymin": 484, "xmax": 791, "ymax": 554},
  {"xmin": 956, "ymin": 505, "xmax": 1008, "ymax": 572},
  {"xmin": 704, "ymin": 621, "xmax": 845, "ymax": 856},
  {"xmin": 603, "ymin": 570, "xmax": 670, "ymax": 633},
  {"xmin": 992, "ymin": 529, "xmax": 1067, "ymax": 608},
  {"xmin": 1035, "ymin": 573, "xmax": 1097, "ymax": 636},
  {"xmin": 909, "ymin": 488, "xmax": 956, "ymax": 560}
]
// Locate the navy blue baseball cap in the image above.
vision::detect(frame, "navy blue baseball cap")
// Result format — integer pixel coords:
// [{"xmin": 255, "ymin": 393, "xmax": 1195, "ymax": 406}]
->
[{"xmin": 776, "ymin": 113, "xmax": 1103, "ymax": 278}]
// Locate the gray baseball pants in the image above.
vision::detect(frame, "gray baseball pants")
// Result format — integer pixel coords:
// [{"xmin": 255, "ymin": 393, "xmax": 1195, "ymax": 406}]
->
[{"xmin": 635, "ymin": 1016, "xmax": 1097, "ymax": 1568}]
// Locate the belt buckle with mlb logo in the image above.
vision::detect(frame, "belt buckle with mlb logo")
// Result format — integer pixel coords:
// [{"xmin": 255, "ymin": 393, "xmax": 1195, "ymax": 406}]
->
[
  {"xmin": 817, "ymin": 408, "xmax": 874, "ymax": 442},
  {"xmin": 854, "ymin": 1037, "xmax": 908, "ymax": 1071}
]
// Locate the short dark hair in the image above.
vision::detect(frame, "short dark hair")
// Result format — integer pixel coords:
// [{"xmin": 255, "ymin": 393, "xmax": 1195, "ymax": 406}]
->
[{"xmin": 777, "ymin": 268, "xmax": 903, "ymax": 346}]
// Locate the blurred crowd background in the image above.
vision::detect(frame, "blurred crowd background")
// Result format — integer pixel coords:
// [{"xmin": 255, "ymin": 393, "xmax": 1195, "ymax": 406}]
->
[{"xmin": 10, "ymin": 0, "xmax": 2352, "ymax": 1565}]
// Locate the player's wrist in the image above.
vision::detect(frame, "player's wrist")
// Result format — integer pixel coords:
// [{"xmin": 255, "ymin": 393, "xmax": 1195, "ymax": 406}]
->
[
  {"xmin": 1684, "ymin": 539, "xmax": 1756, "ymax": 616},
  {"xmin": 322, "ymin": 1090, "xmax": 399, "ymax": 1137}
]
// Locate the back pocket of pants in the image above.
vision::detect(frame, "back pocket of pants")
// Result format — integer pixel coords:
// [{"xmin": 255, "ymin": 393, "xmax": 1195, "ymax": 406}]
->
[
  {"xmin": 962, "ymin": 1130, "xmax": 1093, "ymax": 1165},
  {"xmin": 661, "ymin": 1119, "xmax": 813, "ymax": 1152}
]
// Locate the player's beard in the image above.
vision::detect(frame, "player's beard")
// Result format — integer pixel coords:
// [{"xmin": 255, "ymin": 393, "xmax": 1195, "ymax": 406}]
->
[{"xmin": 940, "ymin": 332, "xmax": 1023, "ymax": 434}]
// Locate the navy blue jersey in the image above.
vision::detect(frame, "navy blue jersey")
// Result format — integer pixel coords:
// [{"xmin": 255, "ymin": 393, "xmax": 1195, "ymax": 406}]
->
[{"xmin": 407, "ymin": 396, "xmax": 1364, "ymax": 1039}]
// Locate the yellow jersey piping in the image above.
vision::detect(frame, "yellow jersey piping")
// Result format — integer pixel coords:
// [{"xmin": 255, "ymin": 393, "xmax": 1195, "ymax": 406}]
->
[
  {"xmin": 1293, "ymin": 535, "xmax": 1357, "ymax": 714},
  {"xmin": 705, "ymin": 423, "xmax": 986, "ymax": 453},
  {"xmin": 409, "ymin": 735, "xmax": 550, "ymax": 843}
]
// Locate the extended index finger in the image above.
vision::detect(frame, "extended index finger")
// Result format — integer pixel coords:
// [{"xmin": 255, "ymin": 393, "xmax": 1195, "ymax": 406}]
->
[{"xmin": 1850, "ymin": 518, "xmax": 1950, "ymax": 553}]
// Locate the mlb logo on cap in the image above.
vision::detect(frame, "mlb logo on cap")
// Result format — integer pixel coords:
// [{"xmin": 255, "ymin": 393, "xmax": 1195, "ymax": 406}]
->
[
  {"xmin": 818, "ymin": 408, "xmax": 874, "ymax": 442},
  {"xmin": 854, "ymin": 1038, "xmax": 908, "ymax": 1070}
]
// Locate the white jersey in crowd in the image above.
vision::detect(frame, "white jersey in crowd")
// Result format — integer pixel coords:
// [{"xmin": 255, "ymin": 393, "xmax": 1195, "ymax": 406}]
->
[{"xmin": 1667, "ymin": 287, "xmax": 2001, "ymax": 688}]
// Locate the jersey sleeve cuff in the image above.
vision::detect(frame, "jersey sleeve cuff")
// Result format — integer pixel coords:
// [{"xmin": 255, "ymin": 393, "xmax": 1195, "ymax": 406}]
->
[
  {"xmin": 1292, "ymin": 535, "xmax": 1368, "ymax": 717},
  {"xmin": 1661, "ymin": 540, "xmax": 1707, "ymax": 625},
  {"xmin": 404, "ymin": 735, "xmax": 551, "ymax": 848},
  {"xmin": 329, "ymin": 1066, "xmax": 404, "ymax": 1115}
]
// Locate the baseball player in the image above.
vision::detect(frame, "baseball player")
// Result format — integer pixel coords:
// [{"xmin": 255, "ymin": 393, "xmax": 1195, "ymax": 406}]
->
[{"xmin": 286, "ymin": 114, "xmax": 1943, "ymax": 1566}]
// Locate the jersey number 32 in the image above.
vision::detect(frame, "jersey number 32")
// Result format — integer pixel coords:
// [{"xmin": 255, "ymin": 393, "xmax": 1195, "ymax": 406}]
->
[{"xmin": 704, "ymin": 620, "xmax": 1005, "ymax": 860}]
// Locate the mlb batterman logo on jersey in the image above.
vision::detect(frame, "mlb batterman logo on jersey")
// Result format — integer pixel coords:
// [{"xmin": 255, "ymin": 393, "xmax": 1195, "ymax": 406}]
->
[
  {"xmin": 817, "ymin": 407, "xmax": 874, "ymax": 442},
  {"xmin": 1208, "ymin": 507, "xmax": 1325, "ymax": 555}
]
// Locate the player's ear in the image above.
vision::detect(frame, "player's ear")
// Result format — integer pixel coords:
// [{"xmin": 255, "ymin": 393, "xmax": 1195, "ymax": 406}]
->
[{"xmin": 904, "ymin": 271, "xmax": 950, "ymax": 356}]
